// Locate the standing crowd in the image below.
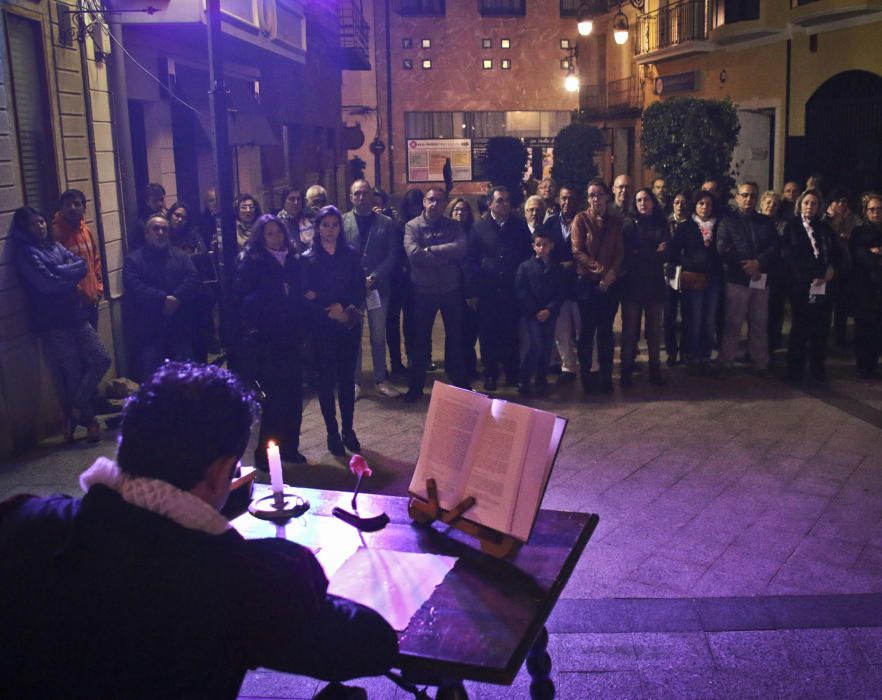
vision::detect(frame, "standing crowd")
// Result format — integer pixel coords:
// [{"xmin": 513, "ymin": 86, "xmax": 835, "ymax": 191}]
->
[{"xmin": 10, "ymin": 173, "xmax": 882, "ymax": 462}]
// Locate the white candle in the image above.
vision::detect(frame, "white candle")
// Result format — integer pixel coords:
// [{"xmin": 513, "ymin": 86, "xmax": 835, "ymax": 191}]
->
[{"xmin": 267, "ymin": 441, "xmax": 284, "ymax": 498}]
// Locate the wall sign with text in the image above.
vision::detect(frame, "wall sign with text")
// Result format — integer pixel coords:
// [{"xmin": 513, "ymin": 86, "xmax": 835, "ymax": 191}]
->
[{"xmin": 406, "ymin": 139, "xmax": 472, "ymax": 183}]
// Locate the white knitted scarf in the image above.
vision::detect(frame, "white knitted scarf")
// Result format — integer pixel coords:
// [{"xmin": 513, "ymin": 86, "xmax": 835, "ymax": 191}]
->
[
  {"xmin": 803, "ymin": 216, "xmax": 821, "ymax": 259},
  {"xmin": 79, "ymin": 457, "xmax": 232, "ymax": 535}
]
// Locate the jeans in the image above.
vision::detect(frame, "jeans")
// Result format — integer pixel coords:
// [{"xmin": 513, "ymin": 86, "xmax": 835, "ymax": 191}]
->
[
  {"xmin": 42, "ymin": 322, "xmax": 112, "ymax": 423},
  {"xmin": 682, "ymin": 280, "xmax": 721, "ymax": 363},
  {"xmin": 664, "ymin": 287, "xmax": 685, "ymax": 360},
  {"xmin": 357, "ymin": 291, "xmax": 390, "ymax": 385},
  {"xmin": 410, "ymin": 290, "xmax": 466, "ymax": 393},
  {"xmin": 720, "ymin": 283, "xmax": 770, "ymax": 369},
  {"xmin": 621, "ymin": 300, "xmax": 663, "ymax": 373},
  {"xmin": 554, "ymin": 299, "xmax": 581, "ymax": 374},
  {"xmin": 519, "ymin": 316, "xmax": 556, "ymax": 385},
  {"xmin": 315, "ymin": 326, "xmax": 360, "ymax": 436},
  {"xmin": 576, "ymin": 281, "xmax": 620, "ymax": 385}
]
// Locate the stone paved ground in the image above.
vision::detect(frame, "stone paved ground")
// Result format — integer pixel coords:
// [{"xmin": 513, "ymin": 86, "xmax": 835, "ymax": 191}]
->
[{"xmin": 3, "ymin": 332, "xmax": 882, "ymax": 698}]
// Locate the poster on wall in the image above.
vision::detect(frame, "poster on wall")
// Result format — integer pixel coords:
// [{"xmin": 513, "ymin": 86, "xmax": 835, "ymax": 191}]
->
[{"xmin": 406, "ymin": 139, "xmax": 472, "ymax": 183}]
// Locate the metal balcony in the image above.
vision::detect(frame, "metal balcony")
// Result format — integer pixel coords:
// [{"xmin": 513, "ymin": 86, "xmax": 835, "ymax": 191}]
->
[
  {"xmin": 340, "ymin": 0, "xmax": 370, "ymax": 70},
  {"xmin": 635, "ymin": 0, "xmax": 713, "ymax": 62}
]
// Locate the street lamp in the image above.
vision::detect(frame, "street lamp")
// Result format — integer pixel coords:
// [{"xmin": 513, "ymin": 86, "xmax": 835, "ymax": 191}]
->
[
  {"xmin": 611, "ymin": 1, "xmax": 646, "ymax": 46},
  {"xmin": 565, "ymin": 67, "xmax": 580, "ymax": 93},
  {"xmin": 576, "ymin": 3, "xmax": 593, "ymax": 36}
]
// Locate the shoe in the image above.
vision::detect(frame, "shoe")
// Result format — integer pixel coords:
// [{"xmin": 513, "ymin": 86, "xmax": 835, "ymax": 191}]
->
[
  {"xmin": 557, "ymin": 371, "xmax": 576, "ymax": 385},
  {"xmin": 86, "ymin": 419, "xmax": 101, "ymax": 443},
  {"xmin": 666, "ymin": 354, "xmax": 679, "ymax": 367},
  {"xmin": 402, "ymin": 389, "xmax": 423, "ymax": 403},
  {"xmin": 327, "ymin": 433, "xmax": 345, "ymax": 456},
  {"xmin": 342, "ymin": 430, "xmax": 361, "ymax": 453},
  {"xmin": 281, "ymin": 449, "xmax": 307, "ymax": 464},
  {"xmin": 483, "ymin": 376, "xmax": 497, "ymax": 391},
  {"xmin": 376, "ymin": 382, "xmax": 401, "ymax": 398},
  {"xmin": 390, "ymin": 362, "xmax": 407, "ymax": 376},
  {"xmin": 62, "ymin": 415, "xmax": 75, "ymax": 443},
  {"xmin": 354, "ymin": 384, "xmax": 362, "ymax": 402}
]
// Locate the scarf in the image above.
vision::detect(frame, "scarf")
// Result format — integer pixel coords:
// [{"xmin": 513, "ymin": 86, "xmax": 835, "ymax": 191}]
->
[
  {"xmin": 694, "ymin": 214, "xmax": 716, "ymax": 247},
  {"xmin": 80, "ymin": 457, "xmax": 231, "ymax": 535},
  {"xmin": 803, "ymin": 216, "xmax": 820, "ymax": 259}
]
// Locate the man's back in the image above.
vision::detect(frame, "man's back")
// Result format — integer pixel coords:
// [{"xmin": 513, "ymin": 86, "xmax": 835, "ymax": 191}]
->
[{"xmin": 0, "ymin": 486, "xmax": 328, "ymax": 699}]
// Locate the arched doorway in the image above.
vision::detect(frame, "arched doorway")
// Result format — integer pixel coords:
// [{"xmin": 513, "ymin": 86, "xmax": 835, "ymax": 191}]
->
[{"xmin": 805, "ymin": 70, "xmax": 882, "ymax": 196}]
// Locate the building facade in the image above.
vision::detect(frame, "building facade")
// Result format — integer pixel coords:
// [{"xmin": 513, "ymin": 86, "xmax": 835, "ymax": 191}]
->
[
  {"xmin": 345, "ymin": 0, "xmax": 882, "ymax": 199},
  {"xmin": 0, "ymin": 0, "xmax": 353, "ymax": 457}
]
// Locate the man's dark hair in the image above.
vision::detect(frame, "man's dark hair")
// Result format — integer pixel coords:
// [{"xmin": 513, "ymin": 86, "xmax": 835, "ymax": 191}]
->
[
  {"xmin": 487, "ymin": 185, "xmax": 510, "ymax": 204},
  {"xmin": 144, "ymin": 182, "xmax": 166, "ymax": 200},
  {"xmin": 586, "ymin": 179, "xmax": 610, "ymax": 196},
  {"xmin": 117, "ymin": 362, "xmax": 258, "ymax": 490},
  {"xmin": 59, "ymin": 189, "xmax": 87, "ymax": 208},
  {"xmin": 532, "ymin": 229, "xmax": 554, "ymax": 242}
]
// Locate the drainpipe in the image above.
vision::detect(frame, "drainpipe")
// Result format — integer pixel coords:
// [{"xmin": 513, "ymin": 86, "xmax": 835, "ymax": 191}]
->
[{"xmin": 383, "ymin": 0, "xmax": 394, "ymax": 193}]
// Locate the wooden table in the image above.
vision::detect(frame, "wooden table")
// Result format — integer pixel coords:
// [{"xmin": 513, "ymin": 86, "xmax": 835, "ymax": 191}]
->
[{"xmin": 231, "ymin": 486, "xmax": 599, "ymax": 699}]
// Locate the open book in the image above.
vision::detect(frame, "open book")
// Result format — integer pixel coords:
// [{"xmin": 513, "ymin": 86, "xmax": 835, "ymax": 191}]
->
[{"xmin": 408, "ymin": 382, "xmax": 567, "ymax": 542}]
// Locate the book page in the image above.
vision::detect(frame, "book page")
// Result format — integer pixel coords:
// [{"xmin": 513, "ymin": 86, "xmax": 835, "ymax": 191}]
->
[
  {"xmin": 409, "ymin": 383, "xmax": 491, "ymax": 510},
  {"xmin": 464, "ymin": 399, "xmax": 534, "ymax": 533},
  {"xmin": 511, "ymin": 414, "xmax": 566, "ymax": 542}
]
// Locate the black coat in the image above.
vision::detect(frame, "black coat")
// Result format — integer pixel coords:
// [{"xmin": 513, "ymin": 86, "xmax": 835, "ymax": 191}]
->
[
  {"xmin": 466, "ymin": 214, "xmax": 534, "ymax": 300},
  {"xmin": 302, "ymin": 241, "xmax": 366, "ymax": 336},
  {"xmin": 716, "ymin": 211, "xmax": 779, "ymax": 286},
  {"xmin": 515, "ymin": 256, "xmax": 565, "ymax": 319},
  {"xmin": 621, "ymin": 215, "xmax": 670, "ymax": 304},
  {"xmin": 782, "ymin": 216, "xmax": 839, "ymax": 300},
  {"xmin": 236, "ymin": 246, "xmax": 307, "ymax": 378},
  {"xmin": 123, "ymin": 244, "xmax": 200, "ymax": 344},
  {"xmin": 12, "ymin": 227, "xmax": 87, "ymax": 332},
  {"xmin": 670, "ymin": 218, "xmax": 723, "ymax": 278},
  {"xmin": 849, "ymin": 222, "xmax": 882, "ymax": 311}
]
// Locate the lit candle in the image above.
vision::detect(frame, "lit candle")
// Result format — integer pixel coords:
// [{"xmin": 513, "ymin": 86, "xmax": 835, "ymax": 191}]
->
[{"xmin": 267, "ymin": 441, "xmax": 284, "ymax": 504}]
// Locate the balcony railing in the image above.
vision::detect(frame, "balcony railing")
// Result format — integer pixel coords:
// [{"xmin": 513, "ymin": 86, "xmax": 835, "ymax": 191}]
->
[
  {"xmin": 393, "ymin": 0, "xmax": 445, "ymax": 16},
  {"xmin": 340, "ymin": 0, "xmax": 370, "ymax": 70},
  {"xmin": 607, "ymin": 75, "xmax": 642, "ymax": 112},
  {"xmin": 581, "ymin": 76, "xmax": 642, "ymax": 117},
  {"xmin": 636, "ymin": 0, "xmax": 710, "ymax": 55}
]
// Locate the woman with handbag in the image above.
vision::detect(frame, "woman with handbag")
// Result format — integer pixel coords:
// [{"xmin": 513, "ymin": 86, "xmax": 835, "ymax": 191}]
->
[
  {"xmin": 303, "ymin": 206, "xmax": 366, "ymax": 457},
  {"xmin": 670, "ymin": 191, "xmax": 723, "ymax": 373},
  {"xmin": 620, "ymin": 188, "xmax": 670, "ymax": 387},
  {"xmin": 783, "ymin": 190, "xmax": 838, "ymax": 382}
]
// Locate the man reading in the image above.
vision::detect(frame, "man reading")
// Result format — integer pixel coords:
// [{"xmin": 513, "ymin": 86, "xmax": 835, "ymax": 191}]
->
[{"xmin": 0, "ymin": 362, "xmax": 398, "ymax": 698}]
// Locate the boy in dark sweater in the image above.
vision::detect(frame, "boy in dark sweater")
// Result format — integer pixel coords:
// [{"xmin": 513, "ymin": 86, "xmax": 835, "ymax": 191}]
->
[{"xmin": 515, "ymin": 230, "xmax": 565, "ymax": 396}]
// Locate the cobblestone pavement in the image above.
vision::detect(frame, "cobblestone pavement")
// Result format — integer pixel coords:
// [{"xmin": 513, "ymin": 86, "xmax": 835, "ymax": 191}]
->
[{"xmin": 3, "ymin": 331, "xmax": 882, "ymax": 698}]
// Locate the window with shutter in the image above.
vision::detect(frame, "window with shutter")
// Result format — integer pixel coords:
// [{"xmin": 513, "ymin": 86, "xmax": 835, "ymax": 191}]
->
[{"xmin": 4, "ymin": 13, "xmax": 59, "ymax": 216}]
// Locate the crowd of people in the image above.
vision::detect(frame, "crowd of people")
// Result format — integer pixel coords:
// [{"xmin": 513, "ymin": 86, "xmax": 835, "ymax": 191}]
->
[{"xmin": 10, "ymin": 173, "xmax": 882, "ymax": 462}]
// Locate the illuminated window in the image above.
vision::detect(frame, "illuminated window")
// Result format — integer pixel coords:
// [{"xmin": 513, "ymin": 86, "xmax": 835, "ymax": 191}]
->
[
  {"xmin": 501, "ymin": 58, "xmax": 511, "ymax": 69},
  {"xmin": 421, "ymin": 38, "xmax": 431, "ymax": 48},
  {"xmin": 482, "ymin": 59, "xmax": 493, "ymax": 70},
  {"xmin": 422, "ymin": 59, "xmax": 432, "ymax": 69},
  {"xmin": 500, "ymin": 38, "xmax": 511, "ymax": 49},
  {"xmin": 560, "ymin": 38, "xmax": 571, "ymax": 49},
  {"xmin": 560, "ymin": 58, "xmax": 569, "ymax": 70}
]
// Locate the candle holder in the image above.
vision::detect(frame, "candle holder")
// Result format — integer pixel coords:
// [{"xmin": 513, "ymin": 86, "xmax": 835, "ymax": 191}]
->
[{"xmin": 249, "ymin": 488, "xmax": 310, "ymax": 521}]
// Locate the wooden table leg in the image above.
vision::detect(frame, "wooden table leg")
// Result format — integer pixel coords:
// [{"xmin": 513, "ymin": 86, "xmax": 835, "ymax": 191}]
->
[
  {"xmin": 435, "ymin": 680, "xmax": 468, "ymax": 699},
  {"xmin": 526, "ymin": 626, "xmax": 554, "ymax": 700}
]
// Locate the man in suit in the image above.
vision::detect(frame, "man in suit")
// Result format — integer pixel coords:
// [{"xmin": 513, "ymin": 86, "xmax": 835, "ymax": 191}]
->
[
  {"xmin": 343, "ymin": 179, "xmax": 401, "ymax": 397},
  {"xmin": 467, "ymin": 186, "xmax": 534, "ymax": 391}
]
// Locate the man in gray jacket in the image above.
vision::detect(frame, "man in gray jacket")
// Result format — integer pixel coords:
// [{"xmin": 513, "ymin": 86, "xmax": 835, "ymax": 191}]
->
[
  {"xmin": 402, "ymin": 187, "xmax": 468, "ymax": 401},
  {"xmin": 343, "ymin": 179, "xmax": 400, "ymax": 397}
]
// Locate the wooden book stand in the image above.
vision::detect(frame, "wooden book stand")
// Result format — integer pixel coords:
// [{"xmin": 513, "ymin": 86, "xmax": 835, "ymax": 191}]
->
[{"xmin": 408, "ymin": 478, "xmax": 521, "ymax": 558}]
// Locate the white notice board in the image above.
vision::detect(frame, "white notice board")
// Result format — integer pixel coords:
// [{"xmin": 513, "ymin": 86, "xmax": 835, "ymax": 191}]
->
[{"xmin": 406, "ymin": 139, "xmax": 472, "ymax": 183}]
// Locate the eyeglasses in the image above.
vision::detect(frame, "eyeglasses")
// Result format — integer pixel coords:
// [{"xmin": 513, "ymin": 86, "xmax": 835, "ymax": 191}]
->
[
  {"xmin": 425, "ymin": 197, "xmax": 445, "ymax": 204},
  {"xmin": 868, "ymin": 207, "xmax": 882, "ymax": 213},
  {"xmin": 737, "ymin": 192, "xmax": 756, "ymax": 199}
]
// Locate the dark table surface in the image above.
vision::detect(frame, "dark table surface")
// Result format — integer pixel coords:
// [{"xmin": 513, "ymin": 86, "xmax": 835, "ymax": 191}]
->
[{"xmin": 231, "ymin": 485, "xmax": 599, "ymax": 687}]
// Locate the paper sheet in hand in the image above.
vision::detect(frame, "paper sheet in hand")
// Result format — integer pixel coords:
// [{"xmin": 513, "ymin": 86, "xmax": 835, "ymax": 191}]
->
[{"xmin": 327, "ymin": 549, "xmax": 457, "ymax": 631}]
